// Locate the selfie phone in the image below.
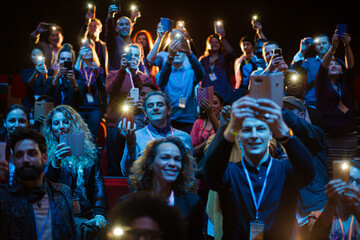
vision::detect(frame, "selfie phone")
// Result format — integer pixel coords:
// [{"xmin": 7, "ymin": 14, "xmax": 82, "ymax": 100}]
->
[
  {"xmin": 176, "ymin": 21, "xmax": 185, "ymax": 30},
  {"xmin": 337, "ymin": 24, "xmax": 348, "ymax": 37},
  {"xmin": 214, "ymin": 20, "xmax": 223, "ymax": 34},
  {"xmin": 122, "ymin": 105, "xmax": 134, "ymax": 129},
  {"xmin": 333, "ymin": 160, "xmax": 350, "ymax": 183},
  {"xmin": 60, "ymin": 133, "xmax": 85, "ymax": 156},
  {"xmin": 304, "ymin": 38, "xmax": 315, "ymax": 46},
  {"xmin": 34, "ymin": 101, "xmax": 54, "ymax": 120},
  {"xmin": 130, "ymin": 88, "xmax": 139, "ymax": 102},
  {"xmin": 273, "ymin": 48, "xmax": 282, "ymax": 57},
  {"xmin": 249, "ymin": 72, "xmax": 284, "ymax": 108},
  {"xmin": 160, "ymin": 17, "xmax": 174, "ymax": 32},
  {"xmin": 124, "ymin": 47, "xmax": 132, "ymax": 62},
  {"xmin": 87, "ymin": 3, "xmax": 96, "ymax": 18},
  {"xmin": 197, "ymin": 86, "xmax": 214, "ymax": 106},
  {"xmin": 64, "ymin": 61, "xmax": 73, "ymax": 70}
]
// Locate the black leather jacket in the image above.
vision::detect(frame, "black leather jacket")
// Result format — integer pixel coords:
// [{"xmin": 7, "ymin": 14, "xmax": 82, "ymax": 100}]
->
[{"xmin": 45, "ymin": 160, "xmax": 106, "ymax": 218}]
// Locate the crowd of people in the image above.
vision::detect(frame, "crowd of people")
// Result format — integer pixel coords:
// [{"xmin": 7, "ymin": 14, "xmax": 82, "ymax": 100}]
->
[{"xmin": 0, "ymin": 3, "xmax": 359, "ymax": 240}]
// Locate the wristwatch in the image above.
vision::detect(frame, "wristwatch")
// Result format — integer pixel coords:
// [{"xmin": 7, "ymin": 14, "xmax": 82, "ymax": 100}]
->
[{"xmin": 277, "ymin": 128, "xmax": 294, "ymax": 144}]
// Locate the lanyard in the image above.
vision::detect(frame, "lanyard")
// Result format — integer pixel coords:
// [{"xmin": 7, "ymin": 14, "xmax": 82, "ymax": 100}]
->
[
  {"xmin": 59, "ymin": 78, "xmax": 65, "ymax": 103},
  {"xmin": 126, "ymin": 68, "xmax": 135, "ymax": 88},
  {"xmin": 338, "ymin": 215, "xmax": 354, "ymax": 240},
  {"xmin": 172, "ymin": 71, "xmax": 185, "ymax": 92},
  {"xmin": 83, "ymin": 67, "xmax": 93, "ymax": 89},
  {"xmin": 241, "ymin": 157, "xmax": 273, "ymax": 221},
  {"xmin": 168, "ymin": 190, "xmax": 175, "ymax": 206},
  {"xmin": 34, "ymin": 206, "xmax": 51, "ymax": 240},
  {"xmin": 146, "ymin": 126, "xmax": 174, "ymax": 140},
  {"xmin": 200, "ymin": 119, "xmax": 213, "ymax": 142}
]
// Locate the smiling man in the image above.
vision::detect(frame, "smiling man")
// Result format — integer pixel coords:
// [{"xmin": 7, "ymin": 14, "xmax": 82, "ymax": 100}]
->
[
  {"xmin": 203, "ymin": 96, "xmax": 315, "ymax": 240},
  {"xmin": 119, "ymin": 91, "xmax": 193, "ymax": 177},
  {"xmin": 0, "ymin": 128, "xmax": 76, "ymax": 239}
]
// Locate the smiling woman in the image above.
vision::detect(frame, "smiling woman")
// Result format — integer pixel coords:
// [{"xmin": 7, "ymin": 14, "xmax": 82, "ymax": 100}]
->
[{"xmin": 127, "ymin": 137, "xmax": 204, "ymax": 240}]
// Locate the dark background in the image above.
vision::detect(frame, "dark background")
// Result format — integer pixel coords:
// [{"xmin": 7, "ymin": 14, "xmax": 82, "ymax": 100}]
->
[{"xmin": 0, "ymin": 0, "xmax": 359, "ymax": 75}]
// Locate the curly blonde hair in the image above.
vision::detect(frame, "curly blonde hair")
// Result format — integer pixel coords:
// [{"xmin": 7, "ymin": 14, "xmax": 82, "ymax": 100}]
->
[
  {"xmin": 41, "ymin": 105, "xmax": 97, "ymax": 168},
  {"xmin": 129, "ymin": 137, "xmax": 195, "ymax": 195}
]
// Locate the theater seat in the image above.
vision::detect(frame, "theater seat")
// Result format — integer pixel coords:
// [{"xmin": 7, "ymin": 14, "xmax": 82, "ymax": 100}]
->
[
  {"xmin": 104, "ymin": 177, "xmax": 130, "ymax": 210},
  {"xmin": 100, "ymin": 147, "xmax": 108, "ymax": 176}
]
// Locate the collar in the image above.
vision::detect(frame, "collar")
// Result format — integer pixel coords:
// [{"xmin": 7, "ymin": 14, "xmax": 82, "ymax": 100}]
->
[
  {"xmin": 147, "ymin": 122, "xmax": 171, "ymax": 135},
  {"xmin": 171, "ymin": 65, "xmax": 185, "ymax": 72},
  {"xmin": 316, "ymin": 55, "xmax": 322, "ymax": 61},
  {"xmin": 242, "ymin": 153, "xmax": 271, "ymax": 172},
  {"xmin": 10, "ymin": 177, "xmax": 48, "ymax": 203}
]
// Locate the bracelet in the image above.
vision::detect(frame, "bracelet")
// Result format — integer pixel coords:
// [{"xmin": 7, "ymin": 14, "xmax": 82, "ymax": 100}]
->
[
  {"xmin": 230, "ymin": 129, "xmax": 239, "ymax": 136},
  {"xmin": 276, "ymin": 128, "xmax": 294, "ymax": 144}
]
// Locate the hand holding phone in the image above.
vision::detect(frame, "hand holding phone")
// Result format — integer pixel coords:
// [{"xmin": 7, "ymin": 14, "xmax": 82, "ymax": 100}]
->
[
  {"xmin": 337, "ymin": 24, "xmax": 348, "ymax": 37},
  {"xmin": 160, "ymin": 17, "xmax": 174, "ymax": 32},
  {"xmin": 333, "ymin": 160, "xmax": 350, "ymax": 184}
]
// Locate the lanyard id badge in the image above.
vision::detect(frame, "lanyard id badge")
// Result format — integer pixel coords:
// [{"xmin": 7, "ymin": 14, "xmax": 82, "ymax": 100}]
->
[
  {"xmin": 249, "ymin": 221, "xmax": 265, "ymax": 240},
  {"xmin": 242, "ymin": 157, "xmax": 273, "ymax": 240},
  {"xmin": 179, "ymin": 95, "xmax": 186, "ymax": 108},
  {"xmin": 337, "ymin": 101, "xmax": 349, "ymax": 114},
  {"xmin": 72, "ymin": 194, "xmax": 81, "ymax": 215},
  {"xmin": 209, "ymin": 72, "xmax": 218, "ymax": 81},
  {"xmin": 86, "ymin": 93, "xmax": 94, "ymax": 103}
]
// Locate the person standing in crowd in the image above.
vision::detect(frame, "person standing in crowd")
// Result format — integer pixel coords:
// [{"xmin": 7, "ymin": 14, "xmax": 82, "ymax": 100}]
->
[
  {"xmin": 45, "ymin": 43, "xmax": 84, "ymax": 109},
  {"xmin": 106, "ymin": 4, "xmax": 139, "ymax": 71},
  {"xmin": 156, "ymin": 36, "xmax": 205, "ymax": 133},
  {"xmin": 105, "ymin": 43, "xmax": 152, "ymax": 176},
  {"xmin": 119, "ymin": 91, "xmax": 192, "ymax": 177},
  {"xmin": 234, "ymin": 36, "xmax": 262, "ymax": 89},
  {"xmin": 0, "ymin": 104, "xmax": 30, "ymax": 185},
  {"xmin": 30, "ymin": 23, "xmax": 64, "ymax": 71},
  {"xmin": 315, "ymin": 30, "xmax": 357, "ymax": 174},
  {"xmin": 21, "ymin": 45, "xmax": 54, "ymax": 111},
  {"xmin": 308, "ymin": 161, "xmax": 360, "ymax": 240},
  {"xmin": 79, "ymin": 11, "xmax": 108, "ymax": 74},
  {"xmin": 147, "ymin": 24, "xmax": 197, "ymax": 70},
  {"xmin": 42, "ymin": 105, "xmax": 106, "ymax": 239},
  {"xmin": 108, "ymin": 191, "xmax": 187, "ymax": 240},
  {"xmin": 291, "ymin": 34, "xmax": 331, "ymax": 107},
  {"xmin": 128, "ymin": 137, "xmax": 204, "ymax": 240},
  {"xmin": 199, "ymin": 33, "xmax": 236, "ymax": 103},
  {"xmin": 203, "ymin": 96, "xmax": 314, "ymax": 239},
  {"xmin": 190, "ymin": 92, "xmax": 223, "ymax": 161},
  {"xmin": 0, "ymin": 128, "xmax": 77, "ymax": 239},
  {"xmin": 282, "ymin": 96, "xmax": 329, "ymax": 239},
  {"xmin": 133, "ymin": 30, "xmax": 157, "ymax": 77},
  {"xmin": 74, "ymin": 44, "xmax": 106, "ymax": 141}
]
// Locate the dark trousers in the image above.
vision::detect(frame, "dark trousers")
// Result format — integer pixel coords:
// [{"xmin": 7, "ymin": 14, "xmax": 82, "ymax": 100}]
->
[{"xmin": 105, "ymin": 126, "xmax": 125, "ymax": 176}]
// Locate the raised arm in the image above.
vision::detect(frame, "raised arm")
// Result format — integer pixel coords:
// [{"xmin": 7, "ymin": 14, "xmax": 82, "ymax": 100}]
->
[{"xmin": 147, "ymin": 23, "xmax": 166, "ymax": 63}]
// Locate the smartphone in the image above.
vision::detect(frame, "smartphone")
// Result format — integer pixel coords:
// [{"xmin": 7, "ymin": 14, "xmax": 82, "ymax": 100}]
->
[
  {"xmin": 160, "ymin": 17, "xmax": 174, "ymax": 32},
  {"xmin": 124, "ymin": 47, "xmax": 132, "ymax": 62},
  {"xmin": 122, "ymin": 105, "xmax": 134, "ymax": 129},
  {"xmin": 337, "ymin": 24, "xmax": 348, "ymax": 37},
  {"xmin": 34, "ymin": 101, "xmax": 54, "ymax": 120},
  {"xmin": 130, "ymin": 88, "xmax": 139, "ymax": 102},
  {"xmin": 64, "ymin": 61, "xmax": 73, "ymax": 70},
  {"xmin": 249, "ymin": 72, "xmax": 284, "ymax": 108},
  {"xmin": 333, "ymin": 160, "xmax": 350, "ymax": 183},
  {"xmin": 88, "ymin": 4, "xmax": 96, "ymax": 18},
  {"xmin": 176, "ymin": 21, "xmax": 185, "ymax": 30},
  {"xmin": 273, "ymin": 48, "xmax": 282, "ymax": 57},
  {"xmin": 197, "ymin": 86, "xmax": 214, "ymax": 106},
  {"xmin": 60, "ymin": 133, "xmax": 85, "ymax": 156},
  {"xmin": 304, "ymin": 38, "xmax": 314, "ymax": 46},
  {"xmin": 214, "ymin": 20, "xmax": 223, "ymax": 34}
]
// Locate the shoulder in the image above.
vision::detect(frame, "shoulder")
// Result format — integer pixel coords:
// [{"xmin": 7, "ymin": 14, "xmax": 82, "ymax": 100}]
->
[{"xmin": 48, "ymin": 180, "xmax": 72, "ymax": 198}]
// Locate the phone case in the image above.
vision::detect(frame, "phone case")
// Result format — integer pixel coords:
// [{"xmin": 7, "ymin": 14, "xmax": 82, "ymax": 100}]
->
[
  {"xmin": 249, "ymin": 72, "xmax": 284, "ymax": 108},
  {"xmin": 160, "ymin": 18, "xmax": 174, "ymax": 32},
  {"xmin": 332, "ymin": 160, "xmax": 350, "ymax": 183},
  {"xmin": 337, "ymin": 24, "xmax": 348, "ymax": 37},
  {"xmin": 34, "ymin": 101, "xmax": 54, "ymax": 120},
  {"xmin": 130, "ymin": 88, "xmax": 139, "ymax": 102},
  {"xmin": 197, "ymin": 86, "xmax": 214, "ymax": 106}
]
